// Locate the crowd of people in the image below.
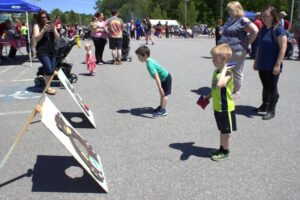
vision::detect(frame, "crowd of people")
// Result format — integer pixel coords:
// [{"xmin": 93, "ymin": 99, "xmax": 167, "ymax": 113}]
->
[{"xmin": 0, "ymin": 1, "xmax": 300, "ymax": 162}]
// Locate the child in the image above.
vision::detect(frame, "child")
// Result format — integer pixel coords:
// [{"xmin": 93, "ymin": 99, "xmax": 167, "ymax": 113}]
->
[
  {"xmin": 84, "ymin": 43, "xmax": 96, "ymax": 76},
  {"xmin": 135, "ymin": 46, "xmax": 172, "ymax": 118},
  {"xmin": 205, "ymin": 44, "xmax": 237, "ymax": 161}
]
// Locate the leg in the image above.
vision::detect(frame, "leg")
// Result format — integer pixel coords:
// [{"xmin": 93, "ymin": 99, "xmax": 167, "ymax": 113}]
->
[
  {"xmin": 220, "ymin": 134, "xmax": 230, "ymax": 150},
  {"xmin": 93, "ymin": 37, "xmax": 101, "ymax": 64},
  {"xmin": 263, "ymin": 71, "xmax": 280, "ymax": 120},
  {"xmin": 160, "ymin": 96, "xmax": 168, "ymax": 109},
  {"xmin": 230, "ymin": 49, "xmax": 247, "ymax": 94},
  {"xmin": 38, "ymin": 55, "xmax": 56, "ymax": 94},
  {"xmin": 98, "ymin": 38, "xmax": 107, "ymax": 63}
]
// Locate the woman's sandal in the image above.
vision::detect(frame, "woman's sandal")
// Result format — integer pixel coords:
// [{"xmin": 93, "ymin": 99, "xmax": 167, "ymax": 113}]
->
[{"xmin": 46, "ymin": 88, "xmax": 56, "ymax": 95}]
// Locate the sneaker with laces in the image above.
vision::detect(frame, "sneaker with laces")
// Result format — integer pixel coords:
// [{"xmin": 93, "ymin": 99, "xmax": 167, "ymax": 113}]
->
[
  {"xmin": 211, "ymin": 151, "xmax": 230, "ymax": 161},
  {"xmin": 152, "ymin": 108, "xmax": 167, "ymax": 118}
]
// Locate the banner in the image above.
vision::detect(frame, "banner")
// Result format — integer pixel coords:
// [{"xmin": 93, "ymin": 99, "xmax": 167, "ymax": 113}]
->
[
  {"xmin": 41, "ymin": 97, "xmax": 107, "ymax": 192},
  {"xmin": 57, "ymin": 69, "xmax": 96, "ymax": 127}
]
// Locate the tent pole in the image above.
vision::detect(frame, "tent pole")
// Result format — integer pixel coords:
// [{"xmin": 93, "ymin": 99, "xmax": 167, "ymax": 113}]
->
[{"xmin": 26, "ymin": 11, "xmax": 32, "ymax": 68}]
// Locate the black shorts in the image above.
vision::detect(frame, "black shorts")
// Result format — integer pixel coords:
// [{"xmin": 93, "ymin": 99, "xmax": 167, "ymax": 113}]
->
[
  {"xmin": 109, "ymin": 37, "xmax": 123, "ymax": 50},
  {"xmin": 161, "ymin": 74, "xmax": 172, "ymax": 96},
  {"xmin": 214, "ymin": 110, "xmax": 237, "ymax": 134}
]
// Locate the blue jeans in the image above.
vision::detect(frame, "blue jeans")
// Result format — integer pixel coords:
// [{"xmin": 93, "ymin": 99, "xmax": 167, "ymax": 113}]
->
[{"xmin": 38, "ymin": 55, "xmax": 56, "ymax": 75}]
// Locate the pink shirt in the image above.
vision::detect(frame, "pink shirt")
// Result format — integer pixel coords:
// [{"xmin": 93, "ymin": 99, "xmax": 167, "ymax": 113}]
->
[{"xmin": 92, "ymin": 21, "xmax": 108, "ymax": 39}]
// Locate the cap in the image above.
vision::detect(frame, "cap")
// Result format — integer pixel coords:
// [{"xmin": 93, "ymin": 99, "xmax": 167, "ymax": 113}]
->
[{"xmin": 280, "ymin": 11, "xmax": 287, "ymax": 16}]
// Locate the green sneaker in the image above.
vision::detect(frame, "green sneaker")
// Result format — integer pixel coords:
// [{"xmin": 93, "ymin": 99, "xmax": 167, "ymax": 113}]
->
[
  {"xmin": 208, "ymin": 149, "xmax": 221, "ymax": 156},
  {"xmin": 211, "ymin": 151, "xmax": 230, "ymax": 161}
]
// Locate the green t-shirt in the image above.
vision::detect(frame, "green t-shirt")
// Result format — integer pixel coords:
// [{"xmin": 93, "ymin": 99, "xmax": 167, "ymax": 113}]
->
[
  {"xmin": 211, "ymin": 69, "xmax": 235, "ymax": 112},
  {"xmin": 21, "ymin": 26, "xmax": 28, "ymax": 36},
  {"xmin": 146, "ymin": 58, "xmax": 169, "ymax": 81}
]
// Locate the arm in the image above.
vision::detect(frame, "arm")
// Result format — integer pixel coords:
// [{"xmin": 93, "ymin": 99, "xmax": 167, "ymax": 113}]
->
[
  {"xmin": 216, "ymin": 67, "xmax": 232, "ymax": 88},
  {"xmin": 253, "ymin": 47, "xmax": 259, "ymax": 70},
  {"xmin": 244, "ymin": 22, "xmax": 259, "ymax": 45},
  {"xmin": 273, "ymin": 35, "xmax": 287, "ymax": 75},
  {"xmin": 33, "ymin": 24, "xmax": 46, "ymax": 42},
  {"xmin": 153, "ymin": 73, "xmax": 165, "ymax": 97}
]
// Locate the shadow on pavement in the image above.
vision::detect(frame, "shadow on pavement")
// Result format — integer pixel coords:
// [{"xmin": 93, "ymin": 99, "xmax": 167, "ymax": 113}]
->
[
  {"xmin": 117, "ymin": 107, "xmax": 154, "ymax": 119},
  {"xmin": 191, "ymin": 86, "xmax": 211, "ymax": 96},
  {"xmin": 235, "ymin": 105, "xmax": 263, "ymax": 118},
  {"xmin": 61, "ymin": 112, "xmax": 94, "ymax": 129},
  {"xmin": 169, "ymin": 142, "xmax": 215, "ymax": 160},
  {"xmin": 201, "ymin": 56, "xmax": 212, "ymax": 59},
  {"xmin": 0, "ymin": 169, "xmax": 33, "ymax": 188},
  {"xmin": 31, "ymin": 155, "xmax": 104, "ymax": 193}
]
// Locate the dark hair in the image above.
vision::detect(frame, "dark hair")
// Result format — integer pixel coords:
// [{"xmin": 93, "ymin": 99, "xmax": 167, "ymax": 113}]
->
[
  {"xmin": 111, "ymin": 9, "xmax": 118, "ymax": 16},
  {"xmin": 94, "ymin": 12, "xmax": 100, "ymax": 18},
  {"xmin": 37, "ymin": 10, "xmax": 50, "ymax": 27},
  {"xmin": 135, "ymin": 46, "xmax": 150, "ymax": 57},
  {"xmin": 261, "ymin": 5, "xmax": 279, "ymax": 26}
]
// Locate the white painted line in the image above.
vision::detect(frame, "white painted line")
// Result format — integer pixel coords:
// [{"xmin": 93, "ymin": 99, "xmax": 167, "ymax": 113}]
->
[
  {"xmin": 0, "ymin": 110, "xmax": 32, "ymax": 116},
  {"xmin": 0, "ymin": 78, "xmax": 34, "ymax": 83}
]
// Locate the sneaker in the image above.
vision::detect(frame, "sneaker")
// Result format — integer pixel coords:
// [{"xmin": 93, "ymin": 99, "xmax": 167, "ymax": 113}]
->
[
  {"xmin": 211, "ymin": 151, "xmax": 230, "ymax": 161},
  {"xmin": 116, "ymin": 60, "xmax": 122, "ymax": 65},
  {"xmin": 254, "ymin": 104, "xmax": 269, "ymax": 113},
  {"xmin": 112, "ymin": 60, "xmax": 117, "ymax": 65},
  {"xmin": 208, "ymin": 148, "xmax": 222, "ymax": 156},
  {"xmin": 152, "ymin": 108, "xmax": 167, "ymax": 118},
  {"xmin": 153, "ymin": 106, "xmax": 161, "ymax": 112}
]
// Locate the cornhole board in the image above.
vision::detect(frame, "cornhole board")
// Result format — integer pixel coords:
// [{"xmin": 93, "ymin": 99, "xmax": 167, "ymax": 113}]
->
[
  {"xmin": 41, "ymin": 97, "xmax": 107, "ymax": 192},
  {"xmin": 57, "ymin": 69, "xmax": 96, "ymax": 127}
]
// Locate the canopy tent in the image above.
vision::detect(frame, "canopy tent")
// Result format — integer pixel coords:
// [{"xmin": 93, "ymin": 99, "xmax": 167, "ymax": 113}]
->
[
  {"xmin": 0, "ymin": 0, "xmax": 42, "ymax": 67},
  {"xmin": 0, "ymin": 0, "xmax": 41, "ymax": 13},
  {"xmin": 150, "ymin": 19, "xmax": 180, "ymax": 26},
  {"xmin": 244, "ymin": 11, "xmax": 256, "ymax": 20}
]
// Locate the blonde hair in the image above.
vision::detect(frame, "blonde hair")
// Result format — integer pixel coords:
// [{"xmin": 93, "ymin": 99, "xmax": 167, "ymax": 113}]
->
[
  {"xmin": 210, "ymin": 44, "xmax": 232, "ymax": 61},
  {"xmin": 227, "ymin": 1, "xmax": 244, "ymax": 18},
  {"xmin": 84, "ymin": 43, "xmax": 92, "ymax": 51}
]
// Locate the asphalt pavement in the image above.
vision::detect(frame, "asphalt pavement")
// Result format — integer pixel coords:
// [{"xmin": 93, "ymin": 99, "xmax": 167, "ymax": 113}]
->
[{"xmin": 0, "ymin": 37, "xmax": 299, "ymax": 200}]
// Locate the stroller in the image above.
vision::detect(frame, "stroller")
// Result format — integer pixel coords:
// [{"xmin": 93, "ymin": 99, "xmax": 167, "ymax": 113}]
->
[
  {"xmin": 121, "ymin": 30, "xmax": 132, "ymax": 62},
  {"xmin": 34, "ymin": 36, "xmax": 80, "ymax": 87}
]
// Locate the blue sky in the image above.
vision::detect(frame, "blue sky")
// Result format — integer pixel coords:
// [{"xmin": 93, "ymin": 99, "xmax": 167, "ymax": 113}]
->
[{"xmin": 29, "ymin": 0, "xmax": 97, "ymax": 14}]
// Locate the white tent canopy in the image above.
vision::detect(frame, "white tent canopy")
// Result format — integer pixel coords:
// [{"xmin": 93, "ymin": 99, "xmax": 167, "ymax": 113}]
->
[{"xmin": 149, "ymin": 19, "xmax": 180, "ymax": 26}]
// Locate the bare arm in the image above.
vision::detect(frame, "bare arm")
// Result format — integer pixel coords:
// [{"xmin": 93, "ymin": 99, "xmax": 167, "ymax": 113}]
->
[
  {"xmin": 33, "ymin": 23, "xmax": 46, "ymax": 43},
  {"xmin": 273, "ymin": 35, "xmax": 287, "ymax": 75},
  {"xmin": 154, "ymin": 73, "xmax": 165, "ymax": 97},
  {"xmin": 216, "ymin": 67, "xmax": 232, "ymax": 88},
  {"xmin": 244, "ymin": 22, "xmax": 258, "ymax": 45}
]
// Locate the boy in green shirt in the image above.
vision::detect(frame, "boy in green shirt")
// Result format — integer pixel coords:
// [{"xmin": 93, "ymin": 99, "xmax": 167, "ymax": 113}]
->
[
  {"xmin": 205, "ymin": 44, "xmax": 237, "ymax": 161},
  {"xmin": 135, "ymin": 46, "xmax": 172, "ymax": 118}
]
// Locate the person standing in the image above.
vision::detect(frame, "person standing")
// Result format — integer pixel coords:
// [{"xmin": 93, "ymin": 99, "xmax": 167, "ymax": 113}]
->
[
  {"xmin": 145, "ymin": 17, "xmax": 154, "ymax": 45},
  {"xmin": 253, "ymin": 6, "xmax": 287, "ymax": 120},
  {"xmin": 215, "ymin": 19, "xmax": 222, "ymax": 46},
  {"xmin": 218, "ymin": 1, "xmax": 258, "ymax": 98},
  {"xmin": 250, "ymin": 12, "xmax": 263, "ymax": 59},
  {"xmin": 33, "ymin": 10, "xmax": 60, "ymax": 95},
  {"xmin": 106, "ymin": 9, "xmax": 124, "ymax": 65}
]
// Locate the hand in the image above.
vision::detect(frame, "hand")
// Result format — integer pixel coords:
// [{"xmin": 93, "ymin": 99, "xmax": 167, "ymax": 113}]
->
[
  {"xmin": 273, "ymin": 63, "xmax": 281, "ymax": 75},
  {"xmin": 253, "ymin": 61, "xmax": 257, "ymax": 71},
  {"xmin": 159, "ymin": 88, "xmax": 165, "ymax": 97}
]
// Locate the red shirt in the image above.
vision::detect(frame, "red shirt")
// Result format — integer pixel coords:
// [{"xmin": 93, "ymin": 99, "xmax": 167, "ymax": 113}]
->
[{"xmin": 254, "ymin": 19, "xmax": 263, "ymax": 31}]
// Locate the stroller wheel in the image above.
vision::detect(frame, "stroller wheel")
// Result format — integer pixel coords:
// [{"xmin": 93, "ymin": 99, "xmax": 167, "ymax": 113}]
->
[{"xmin": 69, "ymin": 73, "xmax": 78, "ymax": 84}]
